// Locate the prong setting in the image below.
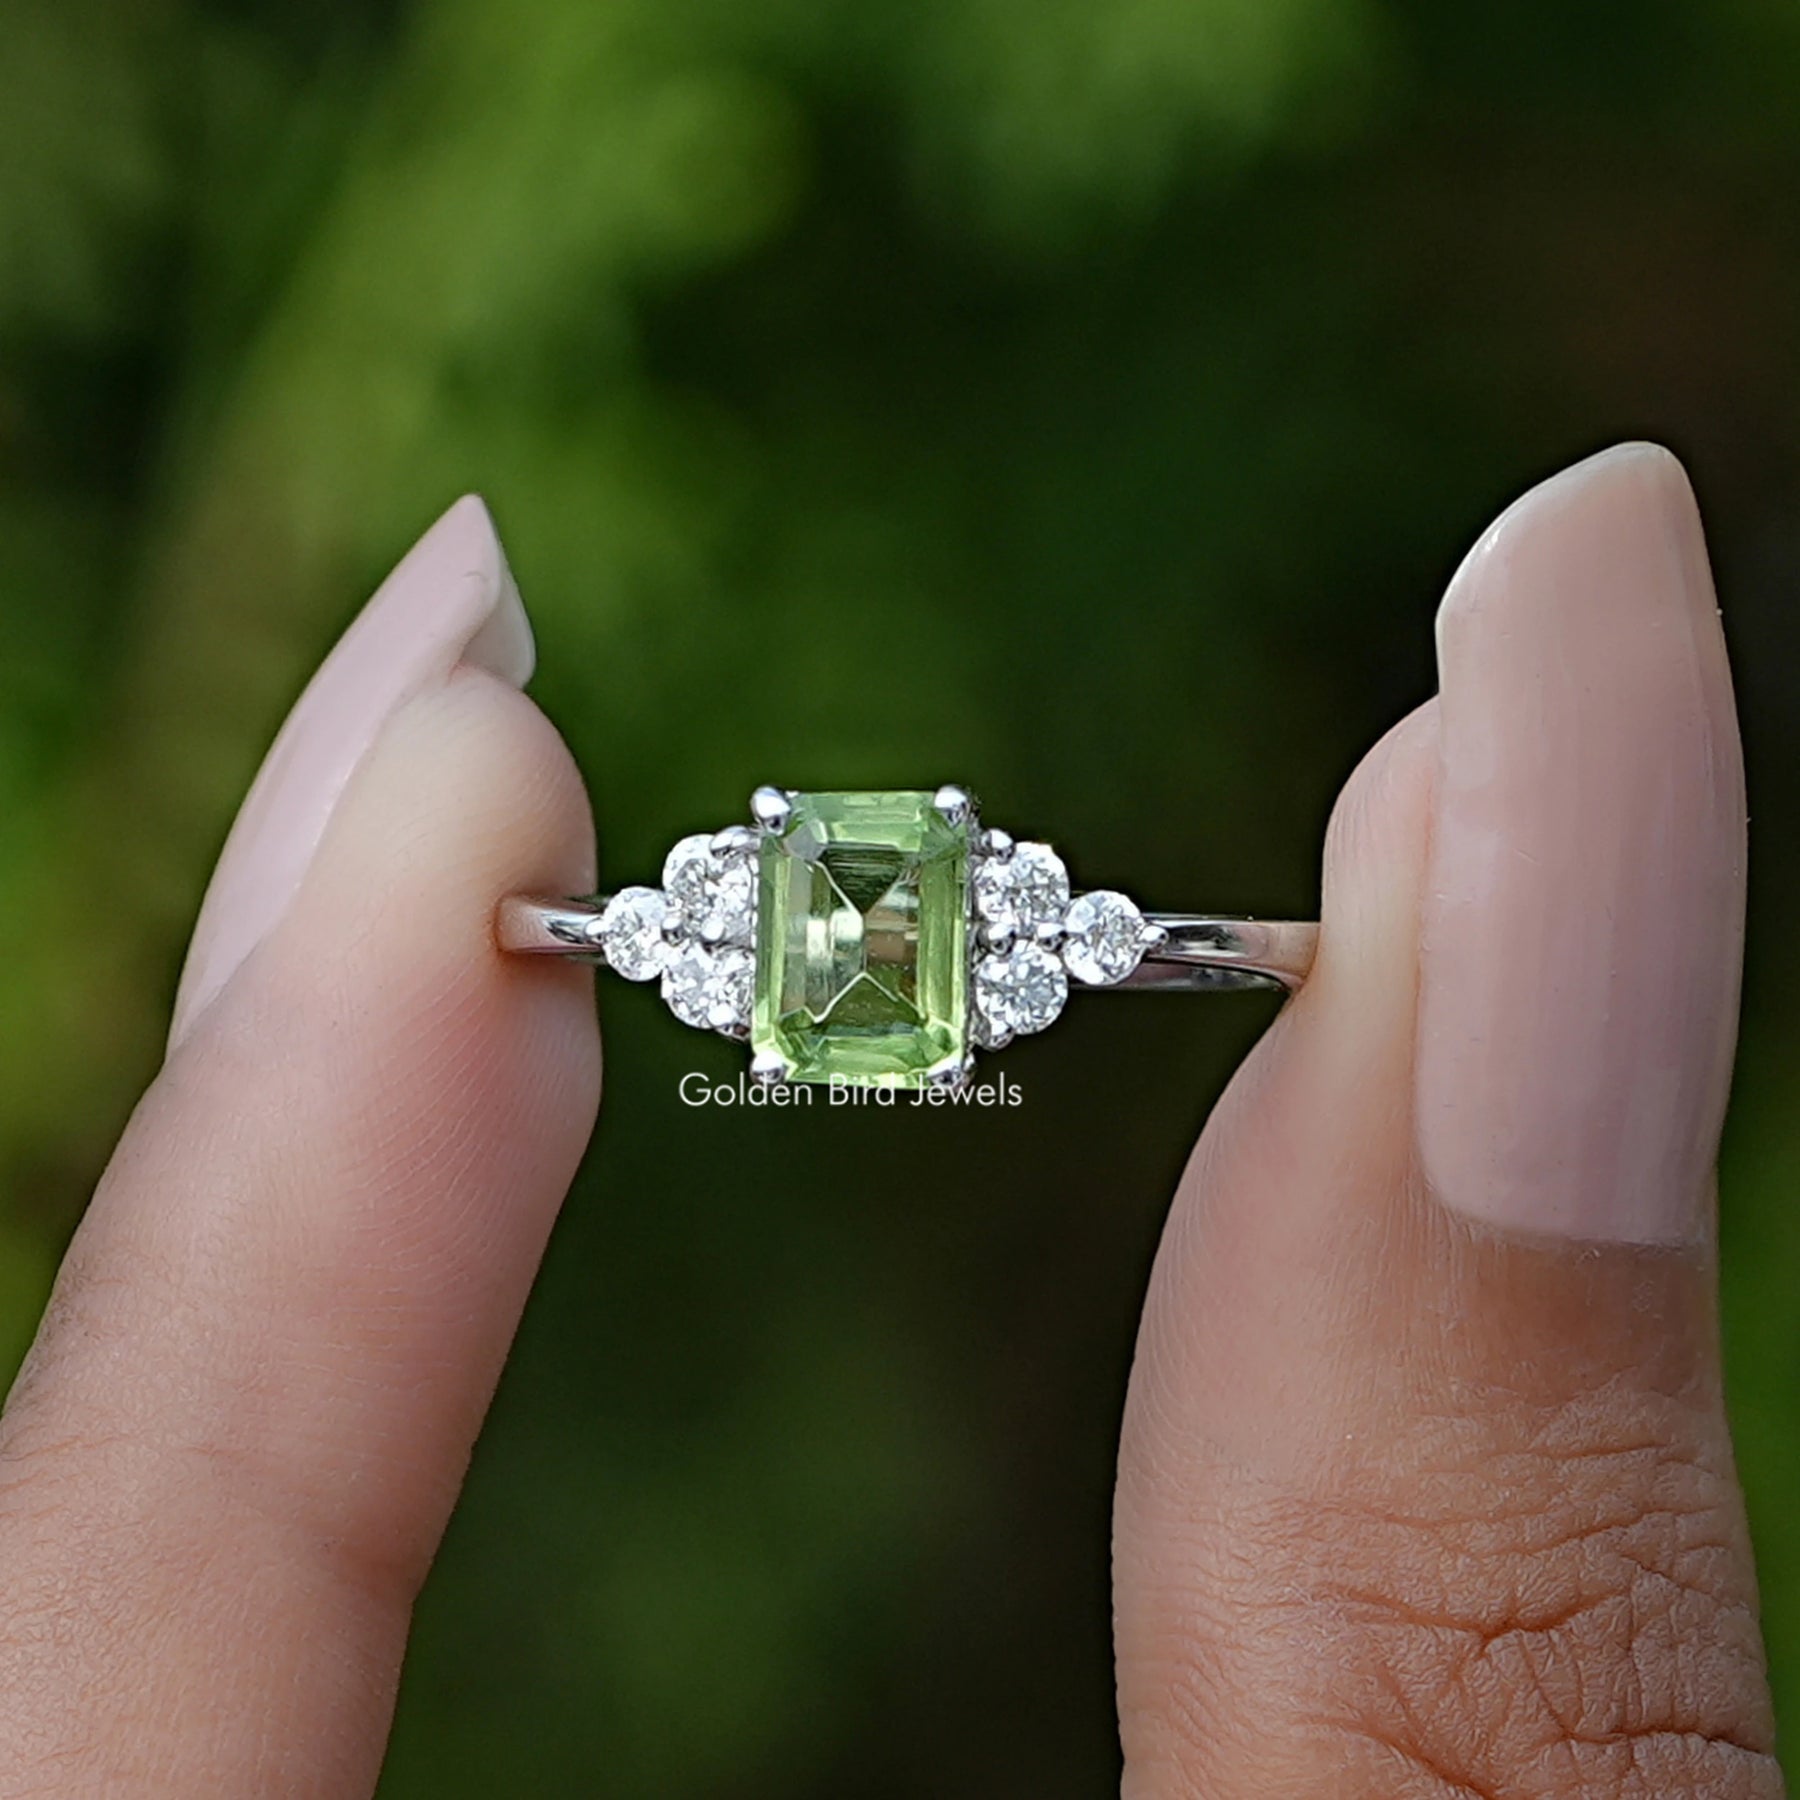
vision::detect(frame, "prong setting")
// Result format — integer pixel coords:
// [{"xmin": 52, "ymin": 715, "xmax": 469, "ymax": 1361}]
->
[
  {"xmin": 750, "ymin": 785, "xmax": 792, "ymax": 835},
  {"xmin": 750, "ymin": 1050, "xmax": 788, "ymax": 1087},
  {"xmin": 933, "ymin": 783, "xmax": 974, "ymax": 828}
]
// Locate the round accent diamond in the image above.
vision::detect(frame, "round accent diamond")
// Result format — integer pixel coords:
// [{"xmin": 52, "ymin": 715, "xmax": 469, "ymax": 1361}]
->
[
  {"xmin": 663, "ymin": 834, "xmax": 713, "ymax": 904},
  {"xmin": 972, "ymin": 841, "xmax": 1070, "ymax": 932},
  {"xmin": 1062, "ymin": 890, "xmax": 1150, "ymax": 986},
  {"xmin": 595, "ymin": 886, "xmax": 672, "ymax": 981},
  {"xmin": 974, "ymin": 942, "xmax": 1069, "ymax": 1039},
  {"xmin": 663, "ymin": 833, "xmax": 756, "ymax": 945},
  {"xmin": 662, "ymin": 942, "xmax": 753, "ymax": 1032}
]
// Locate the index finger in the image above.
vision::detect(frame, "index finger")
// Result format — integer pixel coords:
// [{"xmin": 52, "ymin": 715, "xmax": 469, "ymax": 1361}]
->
[{"xmin": 0, "ymin": 501, "xmax": 599, "ymax": 1797}]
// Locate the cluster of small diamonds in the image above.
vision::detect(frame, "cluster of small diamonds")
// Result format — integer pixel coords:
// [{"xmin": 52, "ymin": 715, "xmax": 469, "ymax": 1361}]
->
[
  {"xmin": 590, "ymin": 828, "xmax": 758, "ymax": 1035},
  {"xmin": 967, "ymin": 832, "xmax": 1161, "ymax": 1048},
  {"xmin": 591, "ymin": 795, "xmax": 1160, "ymax": 1063}
]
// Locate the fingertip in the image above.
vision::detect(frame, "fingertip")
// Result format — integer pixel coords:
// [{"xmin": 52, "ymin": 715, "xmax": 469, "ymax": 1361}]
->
[
  {"xmin": 1316, "ymin": 700, "xmax": 1438, "ymax": 989},
  {"xmin": 1274, "ymin": 698, "xmax": 1437, "ymax": 1112},
  {"xmin": 450, "ymin": 496, "xmax": 536, "ymax": 688},
  {"xmin": 259, "ymin": 665, "xmax": 602, "ymax": 1193},
  {"xmin": 1436, "ymin": 443, "xmax": 1692, "ymax": 637},
  {"xmin": 1420, "ymin": 439, "xmax": 1741, "ymax": 1244},
  {"xmin": 170, "ymin": 495, "xmax": 539, "ymax": 1048}
]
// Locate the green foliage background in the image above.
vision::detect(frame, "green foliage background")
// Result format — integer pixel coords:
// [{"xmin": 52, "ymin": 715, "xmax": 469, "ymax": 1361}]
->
[{"xmin": 4, "ymin": 0, "xmax": 1800, "ymax": 1789}]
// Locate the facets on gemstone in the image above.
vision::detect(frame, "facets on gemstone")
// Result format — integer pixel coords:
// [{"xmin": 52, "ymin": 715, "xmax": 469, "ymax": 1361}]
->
[
  {"xmin": 973, "ymin": 942, "xmax": 1069, "ymax": 1039},
  {"xmin": 972, "ymin": 841, "xmax": 1070, "ymax": 932},
  {"xmin": 754, "ymin": 791, "xmax": 969, "ymax": 1086},
  {"xmin": 706, "ymin": 856, "xmax": 756, "ymax": 944},
  {"xmin": 663, "ymin": 834, "xmax": 714, "ymax": 910},
  {"xmin": 595, "ymin": 886, "xmax": 673, "ymax": 981},
  {"xmin": 663, "ymin": 833, "xmax": 755, "ymax": 945},
  {"xmin": 1062, "ymin": 890, "xmax": 1150, "ymax": 986},
  {"xmin": 662, "ymin": 941, "xmax": 754, "ymax": 1032}
]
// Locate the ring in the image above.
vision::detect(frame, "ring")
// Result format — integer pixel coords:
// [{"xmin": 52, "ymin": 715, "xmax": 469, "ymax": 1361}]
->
[{"xmin": 498, "ymin": 786, "xmax": 1318, "ymax": 1090}]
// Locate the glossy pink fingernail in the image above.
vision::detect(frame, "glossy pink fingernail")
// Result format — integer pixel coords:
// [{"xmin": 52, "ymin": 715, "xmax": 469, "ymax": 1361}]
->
[
  {"xmin": 168, "ymin": 496, "xmax": 534, "ymax": 1049},
  {"xmin": 1416, "ymin": 444, "xmax": 1746, "ymax": 1244}
]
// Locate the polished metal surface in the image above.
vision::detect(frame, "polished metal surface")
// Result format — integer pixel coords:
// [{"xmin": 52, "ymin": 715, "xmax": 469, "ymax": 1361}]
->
[
  {"xmin": 1125, "ymin": 915, "xmax": 1319, "ymax": 994},
  {"xmin": 749, "ymin": 785, "xmax": 792, "ymax": 835},
  {"xmin": 932, "ymin": 783, "xmax": 973, "ymax": 828},
  {"xmin": 495, "ymin": 895, "xmax": 605, "ymax": 958}
]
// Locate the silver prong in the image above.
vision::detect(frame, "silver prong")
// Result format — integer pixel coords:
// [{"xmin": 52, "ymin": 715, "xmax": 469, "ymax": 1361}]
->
[
  {"xmin": 981, "ymin": 826, "xmax": 1013, "ymax": 858},
  {"xmin": 750, "ymin": 786, "xmax": 792, "ymax": 834},
  {"xmin": 928, "ymin": 1056, "xmax": 975, "ymax": 1092},
  {"xmin": 718, "ymin": 1016, "xmax": 751, "ymax": 1042},
  {"xmin": 750, "ymin": 1049, "xmax": 788, "ymax": 1087},
  {"xmin": 1033, "ymin": 919, "xmax": 1063, "ymax": 947},
  {"xmin": 933, "ymin": 783, "xmax": 973, "ymax": 828},
  {"xmin": 1139, "ymin": 922, "xmax": 1170, "ymax": 950},
  {"xmin": 980, "ymin": 920, "xmax": 1015, "ymax": 952},
  {"xmin": 712, "ymin": 824, "xmax": 759, "ymax": 856}
]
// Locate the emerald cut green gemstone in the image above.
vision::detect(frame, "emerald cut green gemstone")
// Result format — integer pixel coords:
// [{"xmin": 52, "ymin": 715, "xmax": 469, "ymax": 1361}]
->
[{"xmin": 753, "ymin": 791, "xmax": 968, "ymax": 1086}]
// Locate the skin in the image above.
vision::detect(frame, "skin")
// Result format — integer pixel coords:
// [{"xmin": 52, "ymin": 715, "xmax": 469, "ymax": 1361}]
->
[{"xmin": 0, "ymin": 451, "xmax": 1783, "ymax": 1796}]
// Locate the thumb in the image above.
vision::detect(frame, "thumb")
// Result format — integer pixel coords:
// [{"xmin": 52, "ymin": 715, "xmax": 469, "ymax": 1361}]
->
[{"xmin": 1114, "ymin": 446, "xmax": 1776, "ymax": 1797}]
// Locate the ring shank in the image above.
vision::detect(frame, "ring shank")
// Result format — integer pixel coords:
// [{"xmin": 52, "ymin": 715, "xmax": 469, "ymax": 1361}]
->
[
  {"xmin": 495, "ymin": 896, "xmax": 605, "ymax": 957},
  {"xmin": 1130, "ymin": 915, "xmax": 1318, "ymax": 994},
  {"xmin": 498, "ymin": 896, "xmax": 1318, "ymax": 993}
]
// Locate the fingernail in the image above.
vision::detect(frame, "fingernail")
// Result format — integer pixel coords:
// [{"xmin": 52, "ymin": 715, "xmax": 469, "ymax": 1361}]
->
[
  {"xmin": 168, "ymin": 496, "xmax": 534, "ymax": 1049},
  {"xmin": 1416, "ymin": 444, "xmax": 1746, "ymax": 1244}
]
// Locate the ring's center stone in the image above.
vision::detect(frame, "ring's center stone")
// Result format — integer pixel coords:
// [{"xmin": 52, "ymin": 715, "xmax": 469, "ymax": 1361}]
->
[{"xmin": 754, "ymin": 791, "xmax": 968, "ymax": 1086}]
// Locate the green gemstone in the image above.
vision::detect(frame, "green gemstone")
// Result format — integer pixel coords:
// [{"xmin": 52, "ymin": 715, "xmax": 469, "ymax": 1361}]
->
[{"xmin": 753, "ymin": 791, "xmax": 968, "ymax": 1086}]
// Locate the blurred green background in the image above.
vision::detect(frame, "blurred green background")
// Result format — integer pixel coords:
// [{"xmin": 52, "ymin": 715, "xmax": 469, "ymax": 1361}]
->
[{"xmin": 4, "ymin": 0, "xmax": 1800, "ymax": 1790}]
